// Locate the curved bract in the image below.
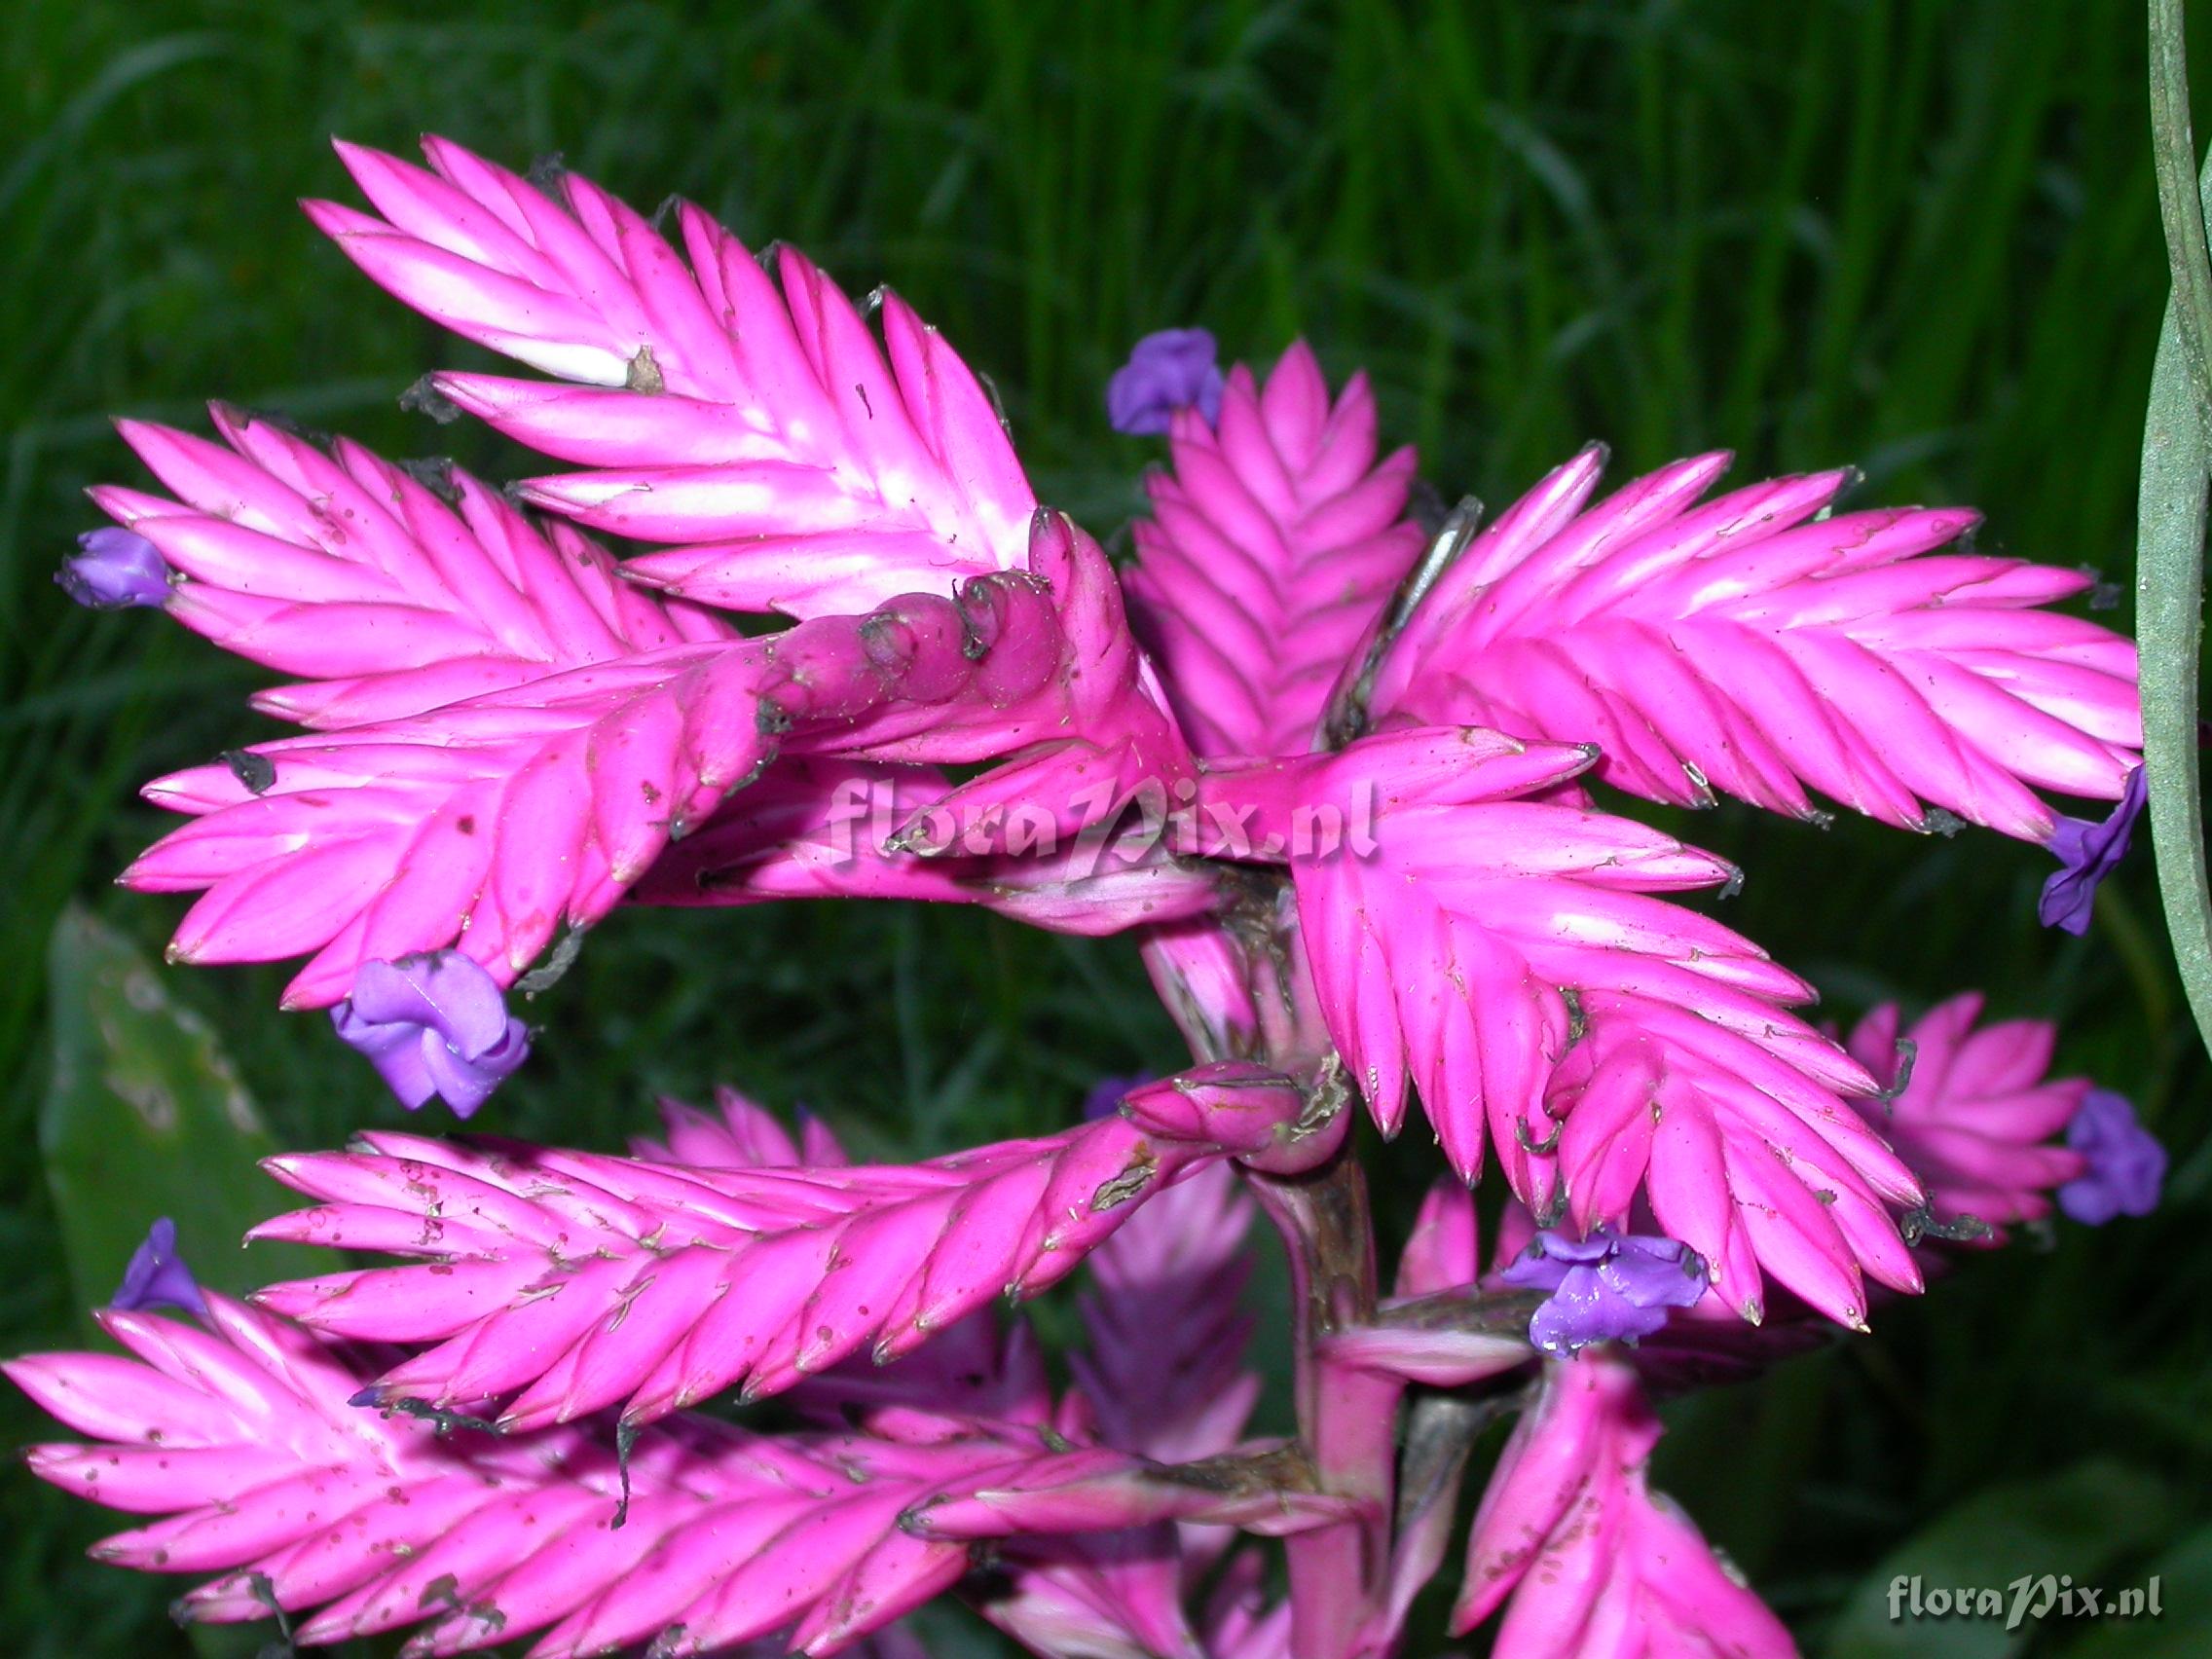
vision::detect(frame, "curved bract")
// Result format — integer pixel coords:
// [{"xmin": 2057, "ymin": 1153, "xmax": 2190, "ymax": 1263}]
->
[
  {"xmin": 1124, "ymin": 343, "xmax": 1424, "ymax": 758},
  {"xmin": 245, "ymin": 1065, "xmax": 1310, "ymax": 1428},
  {"xmin": 314, "ymin": 137, "xmax": 1036, "ymax": 618},
  {"xmin": 6, "ymin": 1296, "xmax": 1333, "ymax": 1659},
  {"xmin": 1370, "ymin": 448, "xmax": 2140, "ymax": 838}
]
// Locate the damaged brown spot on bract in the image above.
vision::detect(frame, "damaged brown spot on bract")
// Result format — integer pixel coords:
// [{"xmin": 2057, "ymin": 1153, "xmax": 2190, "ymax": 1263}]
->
[
  {"xmin": 1089, "ymin": 1149, "xmax": 1158, "ymax": 1211},
  {"xmin": 219, "ymin": 750, "xmax": 276, "ymax": 794}
]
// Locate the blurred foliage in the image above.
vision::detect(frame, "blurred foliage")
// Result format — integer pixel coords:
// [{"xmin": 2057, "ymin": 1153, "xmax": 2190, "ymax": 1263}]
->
[
  {"xmin": 1, "ymin": 0, "xmax": 2206, "ymax": 1653},
  {"xmin": 42, "ymin": 904, "xmax": 323, "ymax": 1323}
]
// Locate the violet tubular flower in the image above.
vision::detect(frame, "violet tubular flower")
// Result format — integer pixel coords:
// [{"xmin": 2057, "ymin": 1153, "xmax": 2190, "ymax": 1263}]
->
[
  {"xmin": 329, "ymin": 951, "xmax": 529, "ymax": 1117},
  {"xmin": 1497, "ymin": 1226, "xmax": 1710, "ymax": 1356},
  {"xmin": 57, "ymin": 527, "xmax": 170, "ymax": 609},
  {"xmin": 2039, "ymin": 764, "xmax": 2148, "ymax": 934},
  {"xmin": 111, "ymin": 1217, "xmax": 208, "ymax": 1319},
  {"xmin": 1106, "ymin": 328, "xmax": 1226, "ymax": 434},
  {"xmin": 2057, "ymin": 1088, "xmax": 2166, "ymax": 1224}
]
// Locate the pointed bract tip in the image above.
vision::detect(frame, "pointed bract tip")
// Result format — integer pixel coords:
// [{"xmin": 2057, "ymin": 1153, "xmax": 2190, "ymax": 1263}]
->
[{"xmin": 298, "ymin": 198, "xmax": 355, "ymax": 234}]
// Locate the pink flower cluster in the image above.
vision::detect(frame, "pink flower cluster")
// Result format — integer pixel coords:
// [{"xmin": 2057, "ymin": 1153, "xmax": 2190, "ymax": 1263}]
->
[{"xmin": 18, "ymin": 137, "xmax": 2163, "ymax": 1659}]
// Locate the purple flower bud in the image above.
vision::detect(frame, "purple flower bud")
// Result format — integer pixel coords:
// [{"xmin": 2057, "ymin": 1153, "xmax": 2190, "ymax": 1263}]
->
[
  {"xmin": 2039, "ymin": 766, "xmax": 2146, "ymax": 935},
  {"xmin": 57, "ymin": 528, "xmax": 171, "ymax": 609},
  {"xmin": 2057, "ymin": 1088, "xmax": 2165, "ymax": 1225},
  {"xmin": 331, "ymin": 951, "xmax": 530, "ymax": 1118},
  {"xmin": 1498, "ymin": 1225, "xmax": 1708, "ymax": 1355},
  {"xmin": 1080, "ymin": 1074, "xmax": 1153, "ymax": 1120},
  {"xmin": 1106, "ymin": 329, "xmax": 1226, "ymax": 435},
  {"xmin": 111, "ymin": 1217, "xmax": 208, "ymax": 1319}
]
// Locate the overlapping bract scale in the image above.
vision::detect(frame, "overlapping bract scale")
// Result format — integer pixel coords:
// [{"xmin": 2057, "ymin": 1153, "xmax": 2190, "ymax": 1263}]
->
[
  {"xmin": 1068, "ymin": 1159, "xmax": 1261, "ymax": 1466},
  {"xmin": 1843, "ymin": 993, "xmax": 2089, "ymax": 1237},
  {"xmin": 6, "ymin": 1298, "xmax": 1315, "ymax": 1659},
  {"xmin": 117, "ymin": 490, "xmax": 1186, "ymax": 1005},
  {"xmin": 1368, "ymin": 447, "xmax": 2140, "ymax": 838},
  {"xmin": 974, "ymin": 1161, "xmax": 1273, "ymax": 1659},
  {"xmin": 93, "ymin": 407, "xmax": 733, "ymax": 729},
  {"xmin": 633, "ymin": 756, "xmax": 1222, "ymax": 939},
  {"xmin": 1455, "ymin": 1356, "xmax": 1796, "ymax": 1656},
  {"xmin": 128, "ymin": 636, "xmax": 770, "ymax": 1006},
  {"xmin": 247, "ymin": 1068, "xmax": 1307, "ymax": 1430},
  {"xmin": 1198, "ymin": 725, "xmax": 1925, "ymax": 1327},
  {"xmin": 310, "ymin": 136, "xmax": 1035, "ymax": 617},
  {"xmin": 1124, "ymin": 343, "xmax": 1424, "ymax": 757}
]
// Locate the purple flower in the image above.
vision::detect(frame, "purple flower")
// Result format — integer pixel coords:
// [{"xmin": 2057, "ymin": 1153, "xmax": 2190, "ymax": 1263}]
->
[
  {"xmin": 111, "ymin": 1217, "xmax": 208, "ymax": 1319},
  {"xmin": 331, "ymin": 951, "xmax": 531, "ymax": 1118},
  {"xmin": 1107, "ymin": 329, "xmax": 1226, "ymax": 435},
  {"xmin": 57, "ymin": 528, "xmax": 171, "ymax": 609},
  {"xmin": 2057, "ymin": 1089, "xmax": 2165, "ymax": 1225},
  {"xmin": 2039, "ymin": 766, "xmax": 2147, "ymax": 935},
  {"xmin": 1498, "ymin": 1226, "xmax": 1709, "ymax": 1355},
  {"xmin": 1080, "ymin": 1073, "xmax": 1154, "ymax": 1120}
]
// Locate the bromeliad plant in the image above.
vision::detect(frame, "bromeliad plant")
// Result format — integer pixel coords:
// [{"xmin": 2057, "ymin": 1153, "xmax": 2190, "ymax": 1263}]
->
[{"xmin": 15, "ymin": 137, "xmax": 2168, "ymax": 1659}]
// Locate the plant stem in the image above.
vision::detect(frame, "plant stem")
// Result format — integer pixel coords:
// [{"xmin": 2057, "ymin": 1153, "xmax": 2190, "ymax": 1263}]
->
[
  {"xmin": 2143, "ymin": 0, "xmax": 2212, "ymax": 1055},
  {"xmin": 1222, "ymin": 875, "xmax": 1403, "ymax": 1659},
  {"xmin": 1250, "ymin": 1143, "xmax": 1401, "ymax": 1659}
]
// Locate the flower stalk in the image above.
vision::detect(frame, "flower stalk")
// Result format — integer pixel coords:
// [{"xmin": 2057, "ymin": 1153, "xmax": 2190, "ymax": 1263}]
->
[{"xmin": 1249, "ymin": 1150, "xmax": 1397, "ymax": 1659}]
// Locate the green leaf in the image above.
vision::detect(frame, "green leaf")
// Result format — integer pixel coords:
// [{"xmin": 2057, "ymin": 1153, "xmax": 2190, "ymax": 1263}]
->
[
  {"xmin": 1825, "ymin": 1459, "xmax": 2180, "ymax": 1659},
  {"xmin": 39, "ymin": 903, "xmax": 318, "ymax": 1327},
  {"xmin": 2139, "ymin": 10, "xmax": 2212, "ymax": 1059}
]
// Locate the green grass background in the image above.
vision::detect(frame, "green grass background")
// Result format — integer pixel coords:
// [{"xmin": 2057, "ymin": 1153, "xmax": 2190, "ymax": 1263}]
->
[{"xmin": 3, "ymin": 0, "xmax": 2208, "ymax": 1653}]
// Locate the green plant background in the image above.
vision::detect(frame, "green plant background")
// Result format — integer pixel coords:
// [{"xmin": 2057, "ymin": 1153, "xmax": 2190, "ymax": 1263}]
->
[{"xmin": 3, "ymin": 1, "xmax": 2207, "ymax": 1654}]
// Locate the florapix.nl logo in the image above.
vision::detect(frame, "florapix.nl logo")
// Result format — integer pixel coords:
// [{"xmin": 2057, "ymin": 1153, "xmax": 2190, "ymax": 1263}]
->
[{"xmin": 1888, "ymin": 1573, "xmax": 2163, "ymax": 1633}]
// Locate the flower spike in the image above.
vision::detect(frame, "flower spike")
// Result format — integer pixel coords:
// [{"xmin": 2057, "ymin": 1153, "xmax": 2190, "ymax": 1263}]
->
[
  {"xmin": 1842, "ymin": 995, "xmax": 2101, "ymax": 1241},
  {"xmin": 311, "ymin": 136, "xmax": 1036, "ymax": 618},
  {"xmin": 92, "ymin": 408, "xmax": 734, "ymax": 730},
  {"xmin": 246, "ymin": 1065, "xmax": 1306, "ymax": 1429},
  {"xmin": 8, "ymin": 1297, "xmax": 1317, "ymax": 1658},
  {"xmin": 1455, "ymin": 1355, "xmax": 1796, "ymax": 1655},
  {"xmin": 1068, "ymin": 1158, "xmax": 1262, "ymax": 1466},
  {"xmin": 1124, "ymin": 342, "xmax": 1425, "ymax": 757},
  {"xmin": 1369, "ymin": 448, "xmax": 2140, "ymax": 838},
  {"xmin": 1197, "ymin": 725, "xmax": 1927, "ymax": 1328},
  {"xmin": 120, "ymin": 495, "xmax": 1184, "ymax": 1007}
]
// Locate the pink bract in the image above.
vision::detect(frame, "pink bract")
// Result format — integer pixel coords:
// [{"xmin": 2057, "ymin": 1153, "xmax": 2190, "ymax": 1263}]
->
[
  {"xmin": 1844, "ymin": 993, "xmax": 2091, "ymax": 1238},
  {"xmin": 1456, "ymin": 1355, "xmax": 1796, "ymax": 1656},
  {"xmin": 1124, "ymin": 342, "xmax": 1424, "ymax": 758}
]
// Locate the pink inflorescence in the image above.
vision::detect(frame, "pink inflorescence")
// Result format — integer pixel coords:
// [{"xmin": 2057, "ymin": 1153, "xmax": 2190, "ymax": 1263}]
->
[{"xmin": 15, "ymin": 135, "xmax": 2159, "ymax": 1659}]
